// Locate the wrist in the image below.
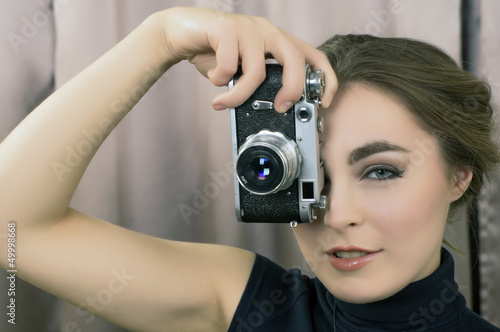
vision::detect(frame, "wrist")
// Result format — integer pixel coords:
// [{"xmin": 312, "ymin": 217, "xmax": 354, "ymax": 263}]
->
[{"xmin": 146, "ymin": 9, "xmax": 184, "ymax": 68}]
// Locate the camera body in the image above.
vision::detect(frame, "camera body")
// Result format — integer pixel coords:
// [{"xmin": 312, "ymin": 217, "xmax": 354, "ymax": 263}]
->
[{"xmin": 229, "ymin": 63, "xmax": 326, "ymax": 224}]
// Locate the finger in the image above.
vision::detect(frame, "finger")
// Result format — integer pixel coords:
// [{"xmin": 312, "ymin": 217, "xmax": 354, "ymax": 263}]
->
[
  {"xmin": 212, "ymin": 33, "xmax": 267, "ymax": 110},
  {"xmin": 214, "ymin": 21, "xmax": 307, "ymax": 112},
  {"xmin": 211, "ymin": 60, "xmax": 266, "ymax": 110},
  {"xmin": 304, "ymin": 53, "xmax": 337, "ymax": 109},
  {"xmin": 289, "ymin": 34, "xmax": 338, "ymax": 109},
  {"xmin": 265, "ymin": 37, "xmax": 306, "ymax": 113},
  {"xmin": 190, "ymin": 54, "xmax": 218, "ymax": 78},
  {"xmin": 207, "ymin": 31, "xmax": 240, "ymax": 87}
]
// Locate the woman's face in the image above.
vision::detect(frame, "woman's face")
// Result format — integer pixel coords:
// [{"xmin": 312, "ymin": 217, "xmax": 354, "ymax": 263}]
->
[{"xmin": 293, "ymin": 84, "xmax": 469, "ymax": 304}]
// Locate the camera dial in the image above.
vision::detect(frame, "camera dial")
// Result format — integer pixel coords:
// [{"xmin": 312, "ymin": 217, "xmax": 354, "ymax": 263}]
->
[
  {"xmin": 236, "ymin": 130, "xmax": 302, "ymax": 195},
  {"xmin": 306, "ymin": 67, "xmax": 325, "ymax": 100}
]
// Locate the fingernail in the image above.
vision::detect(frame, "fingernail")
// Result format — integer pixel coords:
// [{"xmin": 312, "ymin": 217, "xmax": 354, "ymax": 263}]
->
[
  {"xmin": 213, "ymin": 103, "xmax": 227, "ymax": 111},
  {"xmin": 277, "ymin": 101, "xmax": 293, "ymax": 113}
]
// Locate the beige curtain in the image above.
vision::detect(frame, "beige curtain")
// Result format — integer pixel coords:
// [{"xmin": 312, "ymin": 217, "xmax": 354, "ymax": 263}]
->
[
  {"xmin": 478, "ymin": 0, "xmax": 500, "ymax": 324},
  {"xmin": 1, "ymin": 1, "xmax": 498, "ymax": 331}
]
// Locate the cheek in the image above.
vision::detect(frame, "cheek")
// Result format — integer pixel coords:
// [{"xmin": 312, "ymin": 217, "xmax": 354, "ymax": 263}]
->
[
  {"xmin": 293, "ymin": 223, "xmax": 321, "ymax": 256},
  {"xmin": 292, "ymin": 223, "xmax": 330, "ymax": 271},
  {"xmin": 362, "ymin": 169, "xmax": 449, "ymax": 246}
]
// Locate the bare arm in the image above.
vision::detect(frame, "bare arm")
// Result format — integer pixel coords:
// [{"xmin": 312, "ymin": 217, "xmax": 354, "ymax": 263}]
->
[{"xmin": 0, "ymin": 7, "xmax": 336, "ymax": 332}]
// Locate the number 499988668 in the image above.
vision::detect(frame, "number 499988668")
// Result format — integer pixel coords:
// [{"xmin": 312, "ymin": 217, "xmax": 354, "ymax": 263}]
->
[{"xmin": 7, "ymin": 222, "xmax": 16, "ymax": 270}]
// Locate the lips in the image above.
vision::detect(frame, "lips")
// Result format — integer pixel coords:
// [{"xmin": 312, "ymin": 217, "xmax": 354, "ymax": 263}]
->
[
  {"xmin": 334, "ymin": 250, "xmax": 369, "ymax": 259},
  {"xmin": 326, "ymin": 246, "xmax": 381, "ymax": 271}
]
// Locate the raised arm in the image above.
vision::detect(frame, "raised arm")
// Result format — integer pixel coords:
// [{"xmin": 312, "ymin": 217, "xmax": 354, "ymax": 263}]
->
[{"xmin": 0, "ymin": 7, "xmax": 336, "ymax": 332}]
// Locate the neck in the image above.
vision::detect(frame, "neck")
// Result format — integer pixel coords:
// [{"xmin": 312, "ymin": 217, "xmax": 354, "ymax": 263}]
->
[{"xmin": 328, "ymin": 248, "xmax": 466, "ymax": 330}]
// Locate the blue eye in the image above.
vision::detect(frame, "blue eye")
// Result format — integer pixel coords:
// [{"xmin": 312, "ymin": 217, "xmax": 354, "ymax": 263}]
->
[{"xmin": 363, "ymin": 166, "xmax": 403, "ymax": 181}]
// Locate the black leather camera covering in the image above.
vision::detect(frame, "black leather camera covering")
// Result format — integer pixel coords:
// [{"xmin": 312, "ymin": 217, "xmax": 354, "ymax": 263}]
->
[{"xmin": 233, "ymin": 64, "xmax": 301, "ymax": 223}]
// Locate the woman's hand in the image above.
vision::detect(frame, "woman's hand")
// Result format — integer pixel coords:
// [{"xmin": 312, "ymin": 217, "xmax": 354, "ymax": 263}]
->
[{"xmin": 159, "ymin": 7, "xmax": 337, "ymax": 112}]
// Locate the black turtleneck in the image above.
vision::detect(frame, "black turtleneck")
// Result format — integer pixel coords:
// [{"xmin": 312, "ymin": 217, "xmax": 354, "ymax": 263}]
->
[{"xmin": 229, "ymin": 247, "xmax": 499, "ymax": 331}]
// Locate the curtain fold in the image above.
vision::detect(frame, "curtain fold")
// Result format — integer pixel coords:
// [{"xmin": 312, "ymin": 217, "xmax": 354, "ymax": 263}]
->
[
  {"xmin": 1, "ymin": 1, "xmax": 498, "ymax": 330},
  {"xmin": 478, "ymin": 0, "xmax": 500, "ymax": 325},
  {"xmin": 0, "ymin": 1, "xmax": 61, "ymax": 331}
]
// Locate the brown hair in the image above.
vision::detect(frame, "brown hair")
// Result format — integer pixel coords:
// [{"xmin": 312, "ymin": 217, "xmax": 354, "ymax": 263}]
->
[{"xmin": 318, "ymin": 34, "xmax": 500, "ymax": 223}]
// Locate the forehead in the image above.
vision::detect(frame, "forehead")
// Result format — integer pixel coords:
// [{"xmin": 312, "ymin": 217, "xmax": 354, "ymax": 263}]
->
[{"xmin": 322, "ymin": 84, "xmax": 434, "ymax": 160}]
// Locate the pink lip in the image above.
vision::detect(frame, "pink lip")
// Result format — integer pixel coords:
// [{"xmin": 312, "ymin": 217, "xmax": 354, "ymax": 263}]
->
[{"xmin": 326, "ymin": 246, "xmax": 382, "ymax": 272}]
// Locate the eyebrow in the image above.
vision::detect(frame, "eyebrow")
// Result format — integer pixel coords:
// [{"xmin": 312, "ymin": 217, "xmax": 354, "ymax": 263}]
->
[{"xmin": 348, "ymin": 141, "xmax": 410, "ymax": 165}]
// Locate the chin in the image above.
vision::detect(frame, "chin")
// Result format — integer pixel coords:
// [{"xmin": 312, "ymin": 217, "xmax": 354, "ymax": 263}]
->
[
  {"xmin": 319, "ymin": 269, "xmax": 409, "ymax": 304},
  {"xmin": 332, "ymin": 286, "xmax": 397, "ymax": 304}
]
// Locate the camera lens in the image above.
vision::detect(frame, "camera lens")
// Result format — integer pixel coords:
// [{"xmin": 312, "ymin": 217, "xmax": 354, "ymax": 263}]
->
[
  {"xmin": 253, "ymin": 157, "xmax": 271, "ymax": 180},
  {"xmin": 236, "ymin": 131, "xmax": 302, "ymax": 195},
  {"xmin": 237, "ymin": 147, "xmax": 284, "ymax": 193}
]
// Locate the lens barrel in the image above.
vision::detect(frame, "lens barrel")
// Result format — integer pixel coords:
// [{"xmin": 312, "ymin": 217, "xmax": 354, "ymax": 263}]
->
[{"xmin": 236, "ymin": 130, "xmax": 302, "ymax": 195}]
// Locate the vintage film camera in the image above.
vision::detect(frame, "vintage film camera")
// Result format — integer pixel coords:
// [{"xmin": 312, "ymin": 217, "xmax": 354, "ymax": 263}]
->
[{"xmin": 229, "ymin": 63, "xmax": 327, "ymax": 225}]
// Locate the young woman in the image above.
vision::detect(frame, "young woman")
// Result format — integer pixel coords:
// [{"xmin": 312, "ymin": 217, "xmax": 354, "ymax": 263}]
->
[{"xmin": 1, "ymin": 6, "xmax": 499, "ymax": 331}]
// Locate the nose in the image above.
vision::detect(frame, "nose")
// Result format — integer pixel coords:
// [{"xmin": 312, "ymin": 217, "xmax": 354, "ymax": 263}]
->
[{"xmin": 323, "ymin": 181, "xmax": 364, "ymax": 231}]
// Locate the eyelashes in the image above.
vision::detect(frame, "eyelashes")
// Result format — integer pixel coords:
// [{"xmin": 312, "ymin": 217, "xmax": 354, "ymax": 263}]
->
[
  {"xmin": 361, "ymin": 165, "xmax": 404, "ymax": 181},
  {"xmin": 322, "ymin": 164, "xmax": 405, "ymax": 188}
]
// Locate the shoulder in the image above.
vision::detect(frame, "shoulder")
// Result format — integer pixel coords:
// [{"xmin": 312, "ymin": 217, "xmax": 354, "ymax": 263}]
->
[{"xmin": 228, "ymin": 254, "xmax": 333, "ymax": 331}]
